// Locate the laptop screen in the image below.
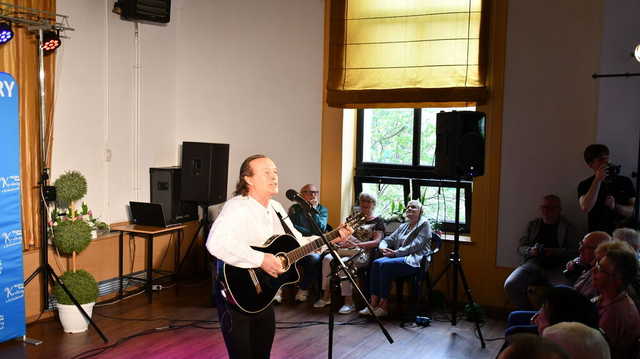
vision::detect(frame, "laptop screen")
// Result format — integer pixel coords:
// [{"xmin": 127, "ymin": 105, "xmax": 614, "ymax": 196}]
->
[{"xmin": 129, "ymin": 201, "xmax": 167, "ymax": 227}]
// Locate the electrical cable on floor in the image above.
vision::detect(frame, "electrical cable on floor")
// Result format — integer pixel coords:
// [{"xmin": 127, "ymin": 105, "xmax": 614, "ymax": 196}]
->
[
  {"xmin": 94, "ymin": 311, "xmax": 218, "ymax": 324},
  {"xmin": 69, "ymin": 322, "xmax": 208, "ymax": 359},
  {"xmin": 94, "ymin": 286, "xmax": 146, "ymax": 307},
  {"xmin": 70, "ymin": 313, "xmax": 368, "ymax": 359}
]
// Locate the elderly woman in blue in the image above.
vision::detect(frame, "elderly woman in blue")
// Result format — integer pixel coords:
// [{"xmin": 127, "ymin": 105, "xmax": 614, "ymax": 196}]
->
[{"xmin": 359, "ymin": 199, "xmax": 432, "ymax": 317}]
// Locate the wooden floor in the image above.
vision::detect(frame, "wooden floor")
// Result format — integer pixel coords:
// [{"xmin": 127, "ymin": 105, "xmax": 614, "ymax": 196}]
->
[{"xmin": 0, "ymin": 280, "xmax": 506, "ymax": 359}]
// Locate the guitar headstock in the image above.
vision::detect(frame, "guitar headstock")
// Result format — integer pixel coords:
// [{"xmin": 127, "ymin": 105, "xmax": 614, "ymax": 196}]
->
[{"xmin": 345, "ymin": 212, "xmax": 367, "ymax": 230}]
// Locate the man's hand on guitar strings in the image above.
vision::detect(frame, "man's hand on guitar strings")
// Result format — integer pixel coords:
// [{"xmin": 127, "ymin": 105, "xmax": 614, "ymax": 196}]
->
[{"xmin": 261, "ymin": 253, "xmax": 285, "ymax": 278}]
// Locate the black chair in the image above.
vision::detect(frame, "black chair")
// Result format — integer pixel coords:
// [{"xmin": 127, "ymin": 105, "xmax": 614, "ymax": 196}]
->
[{"xmin": 395, "ymin": 232, "xmax": 443, "ymax": 315}]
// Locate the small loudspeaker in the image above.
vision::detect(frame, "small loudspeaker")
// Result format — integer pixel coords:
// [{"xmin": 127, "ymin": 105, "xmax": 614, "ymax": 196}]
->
[
  {"xmin": 180, "ymin": 142, "xmax": 229, "ymax": 204},
  {"xmin": 435, "ymin": 111, "xmax": 486, "ymax": 178},
  {"xmin": 150, "ymin": 167, "xmax": 197, "ymax": 223},
  {"xmin": 114, "ymin": 0, "xmax": 171, "ymax": 24}
]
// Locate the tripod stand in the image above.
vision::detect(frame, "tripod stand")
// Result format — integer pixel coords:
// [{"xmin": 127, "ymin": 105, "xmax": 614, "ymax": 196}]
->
[
  {"xmin": 176, "ymin": 202, "xmax": 213, "ymax": 277},
  {"xmin": 431, "ymin": 177, "xmax": 485, "ymax": 348},
  {"xmin": 23, "ymin": 170, "xmax": 108, "ymax": 344},
  {"xmin": 22, "ymin": 29, "xmax": 108, "ymax": 344}
]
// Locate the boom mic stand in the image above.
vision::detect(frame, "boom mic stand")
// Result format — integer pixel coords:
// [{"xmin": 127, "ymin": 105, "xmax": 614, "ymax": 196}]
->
[
  {"xmin": 296, "ymin": 199, "xmax": 393, "ymax": 359},
  {"xmin": 430, "ymin": 177, "xmax": 485, "ymax": 348},
  {"xmin": 23, "ymin": 29, "xmax": 108, "ymax": 345}
]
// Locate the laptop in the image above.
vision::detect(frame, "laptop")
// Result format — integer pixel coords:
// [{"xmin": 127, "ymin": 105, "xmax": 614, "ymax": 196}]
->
[{"xmin": 129, "ymin": 201, "xmax": 181, "ymax": 228}]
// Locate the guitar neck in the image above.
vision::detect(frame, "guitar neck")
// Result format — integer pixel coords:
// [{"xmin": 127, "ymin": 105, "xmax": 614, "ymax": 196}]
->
[{"xmin": 287, "ymin": 230, "xmax": 340, "ymax": 263}]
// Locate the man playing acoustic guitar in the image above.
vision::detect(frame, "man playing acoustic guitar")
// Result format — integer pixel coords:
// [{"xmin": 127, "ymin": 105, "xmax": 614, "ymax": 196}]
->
[{"xmin": 206, "ymin": 154, "xmax": 353, "ymax": 359}]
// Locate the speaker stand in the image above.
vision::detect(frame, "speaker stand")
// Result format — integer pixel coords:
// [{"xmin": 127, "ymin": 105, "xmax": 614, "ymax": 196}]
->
[
  {"xmin": 430, "ymin": 178, "xmax": 485, "ymax": 348},
  {"xmin": 176, "ymin": 202, "xmax": 212, "ymax": 277}
]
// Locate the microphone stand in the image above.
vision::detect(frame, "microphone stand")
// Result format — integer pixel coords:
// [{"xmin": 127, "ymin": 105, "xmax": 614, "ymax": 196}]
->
[{"xmin": 296, "ymin": 200, "xmax": 393, "ymax": 359}]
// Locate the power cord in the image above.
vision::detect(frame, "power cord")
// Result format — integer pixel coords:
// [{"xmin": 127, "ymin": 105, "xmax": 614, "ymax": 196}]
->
[{"xmin": 71, "ymin": 313, "xmax": 368, "ymax": 359}]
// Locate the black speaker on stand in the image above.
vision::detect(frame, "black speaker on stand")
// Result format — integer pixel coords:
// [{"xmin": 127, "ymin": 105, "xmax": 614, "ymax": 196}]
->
[
  {"xmin": 435, "ymin": 111, "xmax": 485, "ymax": 178},
  {"xmin": 432, "ymin": 110, "xmax": 486, "ymax": 348},
  {"xmin": 177, "ymin": 142, "xmax": 229, "ymax": 279}
]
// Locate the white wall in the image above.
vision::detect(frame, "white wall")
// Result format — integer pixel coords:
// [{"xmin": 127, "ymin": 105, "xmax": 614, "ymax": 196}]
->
[
  {"xmin": 174, "ymin": 0, "xmax": 324, "ymax": 204},
  {"xmin": 596, "ymin": 0, "xmax": 640, "ymax": 180},
  {"xmin": 496, "ymin": 0, "xmax": 603, "ymax": 267},
  {"xmin": 53, "ymin": 0, "xmax": 324, "ymax": 223}
]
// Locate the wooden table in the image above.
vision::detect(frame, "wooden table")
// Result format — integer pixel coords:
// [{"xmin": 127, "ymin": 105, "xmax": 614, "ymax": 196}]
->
[{"xmin": 111, "ymin": 224, "xmax": 186, "ymax": 303}]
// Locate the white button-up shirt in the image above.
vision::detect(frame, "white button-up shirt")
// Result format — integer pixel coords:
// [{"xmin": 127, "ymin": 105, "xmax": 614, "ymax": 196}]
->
[{"xmin": 206, "ymin": 195, "xmax": 315, "ymax": 268}]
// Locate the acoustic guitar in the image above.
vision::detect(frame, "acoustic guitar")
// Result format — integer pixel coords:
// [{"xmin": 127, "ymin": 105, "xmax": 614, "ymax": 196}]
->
[{"xmin": 220, "ymin": 213, "xmax": 366, "ymax": 314}]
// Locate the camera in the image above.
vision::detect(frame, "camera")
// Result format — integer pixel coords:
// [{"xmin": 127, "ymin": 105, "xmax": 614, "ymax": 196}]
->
[{"xmin": 606, "ymin": 163, "xmax": 621, "ymax": 177}]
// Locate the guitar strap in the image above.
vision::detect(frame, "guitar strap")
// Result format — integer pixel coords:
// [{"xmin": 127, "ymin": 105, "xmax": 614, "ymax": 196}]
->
[{"xmin": 274, "ymin": 207, "xmax": 294, "ymax": 236}]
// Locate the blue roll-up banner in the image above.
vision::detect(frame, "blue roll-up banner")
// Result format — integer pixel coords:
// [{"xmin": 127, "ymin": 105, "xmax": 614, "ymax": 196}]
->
[{"xmin": 0, "ymin": 72, "xmax": 26, "ymax": 343}]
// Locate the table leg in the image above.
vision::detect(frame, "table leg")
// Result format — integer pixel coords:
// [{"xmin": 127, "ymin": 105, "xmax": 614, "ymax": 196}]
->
[
  {"xmin": 119, "ymin": 231, "xmax": 124, "ymax": 298},
  {"xmin": 175, "ymin": 230, "xmax": 180, "ymax": 277},
  {"xmin": 147, "ymin": 233, "xmax": 153, "ymax": 304}
]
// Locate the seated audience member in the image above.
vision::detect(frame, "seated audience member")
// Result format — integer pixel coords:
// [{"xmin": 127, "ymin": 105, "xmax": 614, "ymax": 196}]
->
[
  {"xmin": 505, "ymin": 285, "xmax": 599, "ymax": 341},
  {"xmin": 592, "ymin": 248, "xmax": 640, "ymax": 359},
  {"xmin": 612, "ymin": 227, "xmax": 640, "ymax": 258},
  {"xmin": 532, "ymin": 286, "xmax": 599, "ymax": 334},
  {"xmin": 578, "ymin": 144, "xmax": 636, "ymax": 234},
  {"xmin": 314, "ymin": 192, "xmax": 385, "ymax": 314},
  {"xmin": 286, "ymin": 184, "xmax": 328, "ymax": 303},
  {"xmin": 543, "ymin": 322, "xmax": 611, "ymax": 359},
  {"xmin": 498, "ymin": 333, "xmax": 569, "ymax": 359},
  {"xmin": 358, "ymin": 200, "xmax": 431, "ymax": 317},
  {"xmin": 577, "ymin": 238, "xmax": 640, "ymax": 318},
  {"xmin": 504, "ymin": 195, "xmax": 579, "ymax": 309},
  {"xmin": 572, "ymin": 232, "xmax": 611, "ymax": 298},
  {"xmin": 608, "ymin": 232, "xmax": 640, "ymax": 310}
]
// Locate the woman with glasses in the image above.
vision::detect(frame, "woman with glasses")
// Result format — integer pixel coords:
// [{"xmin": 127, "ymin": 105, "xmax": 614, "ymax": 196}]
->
[{"xmin": 591, "ymin": 246, "xmax": 640, "ymax": 359}]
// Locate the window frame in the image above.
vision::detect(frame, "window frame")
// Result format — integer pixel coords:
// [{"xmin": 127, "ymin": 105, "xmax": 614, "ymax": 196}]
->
[{"xmin": 354, "ymin": 108, "xmax": 473, "ymax": 233}]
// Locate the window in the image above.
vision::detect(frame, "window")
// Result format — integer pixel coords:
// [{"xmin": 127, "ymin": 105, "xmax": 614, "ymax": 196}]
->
[{"xmin": 355, "ymin": 107, "xmax": 474, "ymax": 233}]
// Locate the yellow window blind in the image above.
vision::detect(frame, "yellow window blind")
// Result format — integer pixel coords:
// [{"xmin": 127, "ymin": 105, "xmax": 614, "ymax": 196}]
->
[{"xmin": 327, "ymin": 0, "xmax": 489, "ymax": 107}]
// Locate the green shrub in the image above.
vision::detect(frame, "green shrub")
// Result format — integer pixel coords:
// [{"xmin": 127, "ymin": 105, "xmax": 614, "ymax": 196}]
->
[
  {"xmin": 54, "ymin": 171, "xmax": 87, "ymax": 208},
  {"xmin": 53, "ymin": 270, "xmax": 99, "ymax": 305},
  {"xmin": 53, "ymin": 220, "xmax": 92, "ymax": 254}
]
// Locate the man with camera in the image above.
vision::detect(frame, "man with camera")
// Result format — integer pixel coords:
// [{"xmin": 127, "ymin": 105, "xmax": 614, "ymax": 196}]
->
[{"xmin": 578, "ymin": 144, "xmax": 636, "ymax": 234}]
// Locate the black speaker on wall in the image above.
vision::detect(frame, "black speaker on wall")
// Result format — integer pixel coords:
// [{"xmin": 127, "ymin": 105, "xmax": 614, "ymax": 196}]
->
[
  {"xmin": 150, "ymin": 167, "xmax": 197, "ymax": 223},
  {"xmin": 435, "ymin": 111, "xmax": 486, "ymax": 178},
  {"xmin": 180, "ymin": 142, "xmax": 229, "ymax": 204},
  {"xmin": 113, "ymin": 0, "xmax": 171, "ymax": 24}
]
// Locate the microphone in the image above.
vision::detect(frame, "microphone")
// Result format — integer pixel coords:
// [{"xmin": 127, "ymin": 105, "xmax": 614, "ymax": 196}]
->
[{"xmin": 286, "ymin": 189, "xmax": 319, "ymax": 214}]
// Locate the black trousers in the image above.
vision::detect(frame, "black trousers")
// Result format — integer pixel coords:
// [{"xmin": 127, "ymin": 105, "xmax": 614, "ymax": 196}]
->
[{"xmin": 214, "ymin": 280, "xmax": 276, "ymax": 359}]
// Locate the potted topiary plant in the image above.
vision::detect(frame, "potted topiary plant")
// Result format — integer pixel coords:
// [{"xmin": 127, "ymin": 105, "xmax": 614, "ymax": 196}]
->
[{"xmin": 50, "ymin": 170, "xmax": 100, "ymax": 333}]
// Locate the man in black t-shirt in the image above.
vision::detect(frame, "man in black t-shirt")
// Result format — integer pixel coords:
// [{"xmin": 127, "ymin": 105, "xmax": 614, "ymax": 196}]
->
[
  {"xmin": 578, "ymin": 144, "xmax": 635, "ymax": 234},
  {"xmin": 504, "ymin": 195, "xmax": 580, "ymax": 309}
]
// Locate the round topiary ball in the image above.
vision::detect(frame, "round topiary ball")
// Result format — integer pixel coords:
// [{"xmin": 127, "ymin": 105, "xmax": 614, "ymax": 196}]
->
[
  {"xmin": 53, "ymin": 220, "xmax": 93, "ymax": 254},
  {"xmin": 54, "ymin": 170, "xmax": 87, "ymax": 208},
  {"xmin": 53, "ymin": 270, "xmax": 99, "ymax": 305}
]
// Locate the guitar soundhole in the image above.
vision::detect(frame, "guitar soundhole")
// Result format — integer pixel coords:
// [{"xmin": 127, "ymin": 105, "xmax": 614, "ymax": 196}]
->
[{"xmin": 277, "ymin": 254, "xmax": 290, "ymax": 271}]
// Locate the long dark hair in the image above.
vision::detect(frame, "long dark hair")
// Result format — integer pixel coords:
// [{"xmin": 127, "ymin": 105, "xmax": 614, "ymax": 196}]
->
[{"xmin": 234, "ymin": 154, "xmax": 267, "ymax": 196}]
